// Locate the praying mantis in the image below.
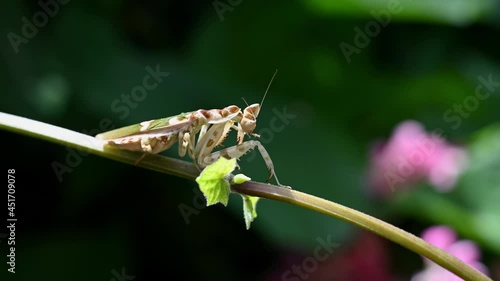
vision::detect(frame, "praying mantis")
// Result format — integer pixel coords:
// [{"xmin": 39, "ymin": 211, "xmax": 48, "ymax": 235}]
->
[{"xmin": 96, "ymin": 71, "xmax": 284, "ymax": 186}]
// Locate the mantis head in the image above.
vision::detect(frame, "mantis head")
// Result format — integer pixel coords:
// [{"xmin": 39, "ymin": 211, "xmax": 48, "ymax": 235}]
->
[
  {"xmin": 240, "ymin": 103, "xmax": 260, "ymax": 134},
  {"xmin": 237, "ymin": 70, "xmax": 277, "ymax": 143}
]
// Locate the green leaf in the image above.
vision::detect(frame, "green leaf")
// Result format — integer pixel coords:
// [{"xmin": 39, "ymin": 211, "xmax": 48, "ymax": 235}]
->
[
  {"xmin": 305, "ymin": 0, "xmax": 493, "ymax": 25},
  {"xmin": 195, "ymin": 157, "xmax": 237, "ymax": 206},
  {"xmin": 241, "ymin": 195, "xmax": 260, "ymax": 230}
]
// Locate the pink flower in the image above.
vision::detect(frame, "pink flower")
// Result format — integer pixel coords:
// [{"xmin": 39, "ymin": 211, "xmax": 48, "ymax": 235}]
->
[
  {"xmin": 411, "ymin": 225, "xmax": 489, "ymax": 281},
  {"xmin": 367, "ymin": 120, "xmax": 468, "ymax": 196},
  {"xmin": 267, "ymin": 231, "xmax": 402, "ymax": 281}
]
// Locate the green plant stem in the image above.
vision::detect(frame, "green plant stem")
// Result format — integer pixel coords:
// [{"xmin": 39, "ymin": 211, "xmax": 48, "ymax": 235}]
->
[
  {"xmin": 0, "ymin": 112, "xmax": 491, "ymax": 281},
  {"xmin": 232, "ymin": 183, "xmax": 490, "ymax": 281}
]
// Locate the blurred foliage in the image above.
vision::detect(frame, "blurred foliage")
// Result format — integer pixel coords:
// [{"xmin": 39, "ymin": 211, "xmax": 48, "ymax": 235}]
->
[{"xmin": 1, "ymin": 0, "xmax": 500, "ymax": 280}]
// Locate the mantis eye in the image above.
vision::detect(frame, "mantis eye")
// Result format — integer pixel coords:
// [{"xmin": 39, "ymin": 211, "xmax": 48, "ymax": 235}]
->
[
  {"xmin": 241, "ymin": 104, "xmax": 260, "ymax": 133},
  {"xmin": 246, "ymin": 104, "xmax": 260, "ymax": 118},
  {"xmin": 241, "ymin": 119, "xmax": 257, "ymax": 133}
]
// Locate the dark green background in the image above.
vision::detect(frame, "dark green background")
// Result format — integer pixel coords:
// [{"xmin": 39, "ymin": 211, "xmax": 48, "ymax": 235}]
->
[{"xmin": 1, "ymin": 0, "xmax": 500, "ymax": 280}]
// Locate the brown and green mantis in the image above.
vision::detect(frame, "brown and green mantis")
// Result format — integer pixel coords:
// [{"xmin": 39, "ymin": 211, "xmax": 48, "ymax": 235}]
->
[{"xmin": 96, "ymin": 71, "xmax": 283, "ymax": 186}]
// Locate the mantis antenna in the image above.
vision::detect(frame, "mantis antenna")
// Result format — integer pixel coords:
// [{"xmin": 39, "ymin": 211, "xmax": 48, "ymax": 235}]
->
[
  {"xmin": 241, "ymin": 97, "xmax": 250, "ymax": 107},
  {"xmin": 260, "ymin": 69, "xmax": 278, "ymax": 110},
  {"xmin": 240, "ymin": 69, "xmax": 278, "ymax": 115}
]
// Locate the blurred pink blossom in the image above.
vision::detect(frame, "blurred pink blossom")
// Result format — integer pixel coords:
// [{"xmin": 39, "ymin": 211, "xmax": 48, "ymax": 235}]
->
[
  {"xmin": 411, "ymin": 225, "xmax": 489, "ymax": 281},
  {"xmin": 367, "ymin": 120, "xmax": 468, "ymax": 196},
  {"xmin": 267, "ymin": 231, "xmax": 402, "ymax": 281}
]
